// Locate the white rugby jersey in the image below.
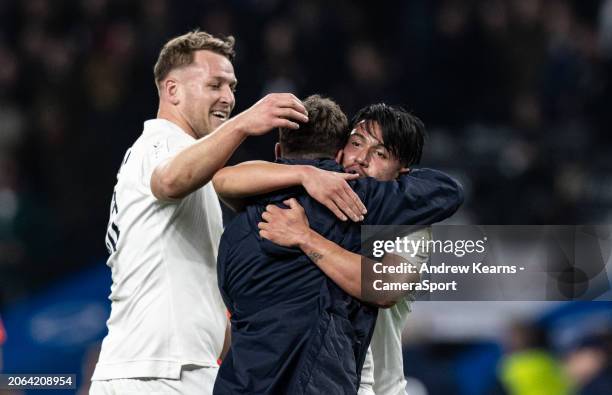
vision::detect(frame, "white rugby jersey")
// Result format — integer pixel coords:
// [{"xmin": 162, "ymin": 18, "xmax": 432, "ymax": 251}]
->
[
  {"xmin": 92, "ymin": 119, "xmax": 226, "ymax": 380},
  {"xmin": 369, "ymin": 299, "xmax": 413, "ymax": 395},
  {"xmin": 365, "ymin": 227, "xmax": 431, "ymax": 395}
]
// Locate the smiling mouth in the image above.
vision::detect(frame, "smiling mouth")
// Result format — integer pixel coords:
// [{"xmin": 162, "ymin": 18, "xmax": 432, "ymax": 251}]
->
[{"xmin": 211, "ymin": 111, "xmax": 228, "ymax": 121}]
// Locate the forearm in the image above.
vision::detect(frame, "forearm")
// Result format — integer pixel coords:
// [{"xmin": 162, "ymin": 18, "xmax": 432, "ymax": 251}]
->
[
  {"xmin": 213, "ymin": 161, "xmax": 311, "ymax": 199},
  {"xmin": 298, "ymin": 230, "xmax": 363, "ymax": 300},
  {"xmin": 298, "ymin": 231, "xmax": 420, "ymax": 307},
  {"xmin": 152, "ymin": 117, "xmax": 249, "ymax": 200}
]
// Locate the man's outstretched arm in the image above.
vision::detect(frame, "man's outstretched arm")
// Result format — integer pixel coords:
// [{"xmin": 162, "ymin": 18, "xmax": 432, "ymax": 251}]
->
[
  {"xmin": 298, "ymin": 230, "xmax": 418, "ymax": 308},
  {"xmin": 362, "ymin": 168, "xmax": 464, "ymax": 226},
  {"xmin": 212, "ymin": 161, "xmax": 367, "ymax": 222},
  {"xmin": 151, "ymin": 93, "xmax": 308, "ymax": 201}
]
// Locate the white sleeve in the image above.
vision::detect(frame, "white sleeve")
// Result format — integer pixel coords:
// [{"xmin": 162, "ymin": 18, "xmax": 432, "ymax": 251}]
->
[
  {"xmin": 358, "ymin": 346, "xmax": 376, "ymax": 395},
  {"xmin": 140, "ymin": 133, "xmax": 191, "ymax": 190}
]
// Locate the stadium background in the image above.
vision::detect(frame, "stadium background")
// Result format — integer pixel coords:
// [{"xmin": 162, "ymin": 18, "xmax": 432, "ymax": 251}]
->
[{"xmin": 0, "ymin": 0, "xmax": 611, "ymax": 394}]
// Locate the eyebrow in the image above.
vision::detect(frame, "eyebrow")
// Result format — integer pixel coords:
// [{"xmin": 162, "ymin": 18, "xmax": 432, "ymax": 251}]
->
[
  {"xmin": 350, "ymin": 129, "xmax": 385, "ymax": 149},
  {"xmin": 349, "ymin": 130, "xmax": 365, "ymax": 139},
  {"xmin": 210, "ymin": 75, "xmax": 238, "ymax": 87}
]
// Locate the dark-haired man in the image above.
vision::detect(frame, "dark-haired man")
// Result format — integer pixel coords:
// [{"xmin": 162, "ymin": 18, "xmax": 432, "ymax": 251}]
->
[
  {"xmin": 257, "ymin": 104, "xmax": 438, "ymax": 394},
  {"xmin": 212, "ymin": 96, "xmax": 462, "ymax": 393}
]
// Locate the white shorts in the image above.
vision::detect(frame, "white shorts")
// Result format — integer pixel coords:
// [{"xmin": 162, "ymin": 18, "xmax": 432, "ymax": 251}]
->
[{"xmin": 89, "ymin": 365, "xmax": 218, "ymax": 395}]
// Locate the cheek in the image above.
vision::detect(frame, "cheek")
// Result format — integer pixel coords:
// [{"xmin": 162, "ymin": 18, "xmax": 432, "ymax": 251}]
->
[
  {"xmin": 341, "ymin": 152, "xmax": 355, "ymax": 166},
  {"xmin": 182, "ymin": 88, "xmax": 201, "ymax": 111},
  {"xmin": 381, "ymin": 164, "xmax": 397, "ymax": 179},
  {"xmin": 194, "ymin": 92, "xmax": 214, "ymax": 112},
  {"xmin": 368, "ymin": 161, "xmax": 395, "ymax": 180}
]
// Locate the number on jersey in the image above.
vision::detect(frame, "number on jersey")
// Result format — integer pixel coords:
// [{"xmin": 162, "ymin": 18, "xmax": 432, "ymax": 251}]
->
[{"xmin": 105, "ymin": 149, "xmax": 131, "ymax": 254}]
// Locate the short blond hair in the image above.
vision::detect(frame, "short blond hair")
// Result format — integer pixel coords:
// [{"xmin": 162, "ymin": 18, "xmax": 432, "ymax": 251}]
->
[{"xmin": 153, "ymin": 30, "xmax": 235, "ymax": 89}]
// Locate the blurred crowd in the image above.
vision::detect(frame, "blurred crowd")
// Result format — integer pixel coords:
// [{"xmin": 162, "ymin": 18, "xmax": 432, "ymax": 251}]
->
[
  {"xmin": 1, "ymin": 0, "xmax": 612, "ymax": 306},
  {"xmin": 492, "ymin": 320, "xmax": 612, "ymax": 395},
  {"xmin": 399, "ymin": 304, "xmax": 612, "ymax": 395},
  {"xmin": 493, "ymin": 314, "xmax": 612, "ymax": 395}
]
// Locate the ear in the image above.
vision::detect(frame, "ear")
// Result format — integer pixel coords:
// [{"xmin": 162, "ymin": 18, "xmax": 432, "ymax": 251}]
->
[
  {"xmin": 397, "ymin": 166, "xmax": 410, "ymax": 176},
  {"xmin": 335, "ymin": 149, "xmax": 344, "ymax": 164},
  {"xmin": 163, "ymin": 78, "xmax": 180, "ymax": 105},
  {"xmin": 274, "ymin": 142, "xmax": 282, "ymax": 159}
]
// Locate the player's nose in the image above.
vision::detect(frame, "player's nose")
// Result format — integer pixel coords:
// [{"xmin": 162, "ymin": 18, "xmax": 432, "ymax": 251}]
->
[
  {"xmin": 219, "ymin": 86, "xmax": 235, "ymax": 107},
  {"xmin": 355, "ymin": 150, "xmax": 369, "ymax": 167}
]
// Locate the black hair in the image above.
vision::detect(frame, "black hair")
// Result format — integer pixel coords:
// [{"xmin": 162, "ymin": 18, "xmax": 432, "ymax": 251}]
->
[{"xmin": 349, "ymin": 103, "xmax": 425, "ymax": 167}]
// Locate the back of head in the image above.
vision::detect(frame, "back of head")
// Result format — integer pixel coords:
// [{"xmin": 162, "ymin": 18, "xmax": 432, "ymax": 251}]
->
[
  {"xmin": 153, "ymin": 30, "xmax": 235, "ymax": 91},
  {"xmin": 351, "ymin": 104, "xmax": 425, "ymax": 167},
  {"xmin": 279, "ymin": 95, "xmax": 348, "ymax": 159}
]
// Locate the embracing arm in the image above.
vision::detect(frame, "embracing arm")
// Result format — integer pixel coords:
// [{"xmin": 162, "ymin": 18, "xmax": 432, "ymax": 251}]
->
[
  {"xmin": 298, "ymin": 230, "xmax": 418, "ymax": 307},
  {"xmin": 298, "ymin": 229, "xmax": 362, "ymax": 300},
  {"xmin": 213, "ymin": 161, "xmax": 366, "ymax": 221},
  {"xmin": 151, "ymin": 93, "xmax": 308, "ymax": 201},
  {"xmin": 363, "ymin": 168, "xmax": 464, "ymax": 226},
  {"xmin": 152, "ymin": 118, "xmax": 248, "ymax": 201},
  {"xmin": 259, "ymin": 199, "xmax": 420, "ymax": 307},
  {"xmin": 212, "ymin": 161, "xmax": 312, "ymax": 210}
]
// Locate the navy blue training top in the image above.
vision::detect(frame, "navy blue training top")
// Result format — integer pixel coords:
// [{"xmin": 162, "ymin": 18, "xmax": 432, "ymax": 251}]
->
[{"xmin": 214, "ymin": 158, "xmax": 463, "ymax": 395}]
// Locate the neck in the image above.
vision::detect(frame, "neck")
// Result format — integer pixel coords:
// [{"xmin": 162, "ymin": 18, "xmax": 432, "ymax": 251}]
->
[
  {"xmin": 281, "ymin": 152, "xmax": 335, "ymax": 161},
  {"xmin": 157, "ymin": 105, "xmax": 198, "ymax": 139}
]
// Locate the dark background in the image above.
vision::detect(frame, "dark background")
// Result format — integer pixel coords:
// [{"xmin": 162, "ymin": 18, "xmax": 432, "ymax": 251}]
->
[
  {"xmin": 2, "ymin": 0, "xmax": 612, "ymax": 305},
  {"xmin": 0, "ymin": 1, "xmax": 611, "ymax": 394}
]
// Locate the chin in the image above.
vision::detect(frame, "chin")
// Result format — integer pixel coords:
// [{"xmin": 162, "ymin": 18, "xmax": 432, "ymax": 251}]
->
[
  {"xmin": 193, "ymin": 125, "xmax": 211, "ymax": 138},
  {"xmin": 210, "ymin": 118, "xmax": 227, "ymax": 130}
]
